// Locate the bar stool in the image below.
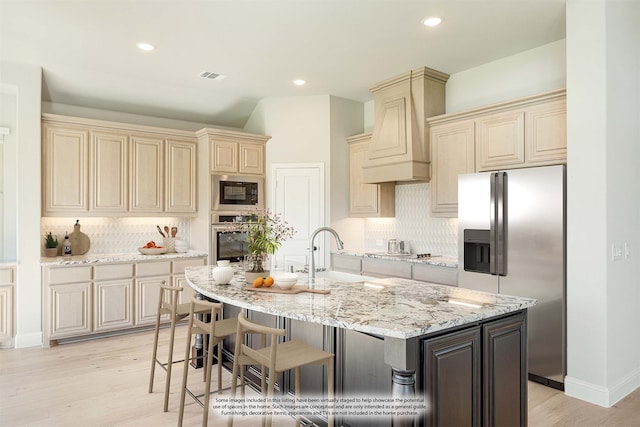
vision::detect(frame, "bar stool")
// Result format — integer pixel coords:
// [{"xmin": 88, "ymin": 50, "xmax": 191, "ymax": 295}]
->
[
  {"xmin": 148, "ymin": 284, "xmax": 211, "ymax": 412},
  {"xmin": 178, "ymin": 296, "xmax": 238, "ymax": 427},
  {"xmin": 228, "ymin": 313, "xmax": 334, "ymax": 427}
]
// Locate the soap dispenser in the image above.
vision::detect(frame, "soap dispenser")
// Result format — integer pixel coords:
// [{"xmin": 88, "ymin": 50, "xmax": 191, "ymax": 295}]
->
[{"xmin": 63, "ymin": 232, "xmax": 72, "ymax": 256}]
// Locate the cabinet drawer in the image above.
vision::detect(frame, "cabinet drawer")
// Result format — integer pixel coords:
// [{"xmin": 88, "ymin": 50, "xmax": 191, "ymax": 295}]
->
[
  {"xmin": 136, "ymin": 261, "xmax": 171, "ymax": 277},
  {"xmin": 173, "ymin": 258, "xmax": 206, "ymax": 274},
  {"xmin": 94, "ymin": 263, "xmax": 134, "ymax": 281},
  {"xmin": 0, "ymin": 267, "xmax": 14, "ymax": 285},
  {"xmin": 362, "ymin": 258, "xmax": 412, "ymax": 279},
  {"xmin": 46, "ymin": 266, "xmax": 92, "ymax": 285},
  {"xmin": 331, "ymin": 254, "xmax": 362, "ymax": 274},
  {"xmin": 412, "ymin": 264, "xmax": 458, "ymax": 286}
]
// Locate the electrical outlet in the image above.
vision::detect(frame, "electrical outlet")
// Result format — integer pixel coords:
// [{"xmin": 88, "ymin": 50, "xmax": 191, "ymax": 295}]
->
[
  {"xmin": 625, "ymin": 242, "xmax": 630, "ymax": 259},
  {"xmin": 612, "ymin": 243, "xmax": 624, "ymax": 261}
]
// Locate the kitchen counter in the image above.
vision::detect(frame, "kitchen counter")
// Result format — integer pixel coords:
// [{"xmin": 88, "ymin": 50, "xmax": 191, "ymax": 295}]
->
[
  {"xmin": 337, "ymin": 250, "xmax": 458, "ymax": 268},
  {"xmin": 39, "ymin": 250, "xmax": 208, "ymax": 266},
  {"xmin": 185, "ymin": 265, "xmax": 533, "ymax": 339},
  {"xmin": 185, "ymin": 265, "xmax": 535, "ymax": 426}
]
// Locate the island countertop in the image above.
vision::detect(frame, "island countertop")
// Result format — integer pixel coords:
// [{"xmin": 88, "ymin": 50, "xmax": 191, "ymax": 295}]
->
[{"xmin": 185, "ymin": 265, "xmax": 536, "ymax": 340}]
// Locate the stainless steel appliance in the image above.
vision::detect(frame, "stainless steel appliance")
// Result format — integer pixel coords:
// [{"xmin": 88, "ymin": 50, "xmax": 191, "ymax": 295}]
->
[
  {"xmin": 212, "ymin": 175, "xmax": 264, "ymax": 212},
  {"xmin": 211, "ymin": 213, "xmax": 250, "ymax": 264},
  {"xmin": 458, "ymin": 165, "xmax": 566, "ymax": 390}
]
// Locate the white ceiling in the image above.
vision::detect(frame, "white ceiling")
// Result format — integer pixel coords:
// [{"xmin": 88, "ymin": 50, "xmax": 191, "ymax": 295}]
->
[{"xmin": 0, "ymin": 0, "xmax": 566, "ymax": 129}]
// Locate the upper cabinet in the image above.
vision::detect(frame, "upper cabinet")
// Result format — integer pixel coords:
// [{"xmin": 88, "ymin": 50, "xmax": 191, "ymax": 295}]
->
[
  {"xmin": 347, "ymin": 133, "xmax": 395, "ymax": 217},
  {"xmin": 197, "ymin": 128, "xmax": 270, "ymax": 177},
  {"xmin": 42, "ymin": 114, "xmax": 198, "ymax": 216},
  {"xmin": 363, "ymin": 67, "xmax": 449, "ymax": 184},
  {"xmin": 427, "ymin": 89, "xmax": 566, "ymax": 217}
]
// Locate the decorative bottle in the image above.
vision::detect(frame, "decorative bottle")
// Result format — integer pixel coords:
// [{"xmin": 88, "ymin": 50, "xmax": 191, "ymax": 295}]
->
[
  {"xmin": 212, "ymin": 260, "xmax": 234, "ymax": 285},
  {"xmin": 63, "ymin": 233, "xmax": 72, "ymax": 256}
]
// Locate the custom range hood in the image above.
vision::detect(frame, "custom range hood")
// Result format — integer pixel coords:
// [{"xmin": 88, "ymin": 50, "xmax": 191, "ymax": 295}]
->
[{"xmin": 363, "ymin": 67, "xmax": 449, "ymax": 183}]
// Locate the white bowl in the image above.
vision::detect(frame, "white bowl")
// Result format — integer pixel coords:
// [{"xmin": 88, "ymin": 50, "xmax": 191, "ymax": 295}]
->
[
  {"xmin": 138, "ymin": 247, "xmax": 167, "ymax": 255},
  {"xmin": 275, "ymin": 279, "xmax": 297, "ymax": 290}
]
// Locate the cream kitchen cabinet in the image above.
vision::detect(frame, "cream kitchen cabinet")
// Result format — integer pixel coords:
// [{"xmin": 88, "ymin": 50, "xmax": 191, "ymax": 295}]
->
[
  {"xmin": 0, "ymin": 265, "xmax": 15, "ymax": 347},
  {"xmin": 42, "ymin": 123, "xmax": 89, "ymax": 214},
  {"xmin": 42, "ymin": 255, "xmax": 206, "ymax": 346},
  {"xmin": 42, "ymin": 114, "xmax": 198, "ymax": 216},
  {"xmin": 429, "ymin": 120, "xmax": 475, "ymax": 217},
  {"xmin": 134, "ymin": 260, "xmax": 171, "ymax": 326},
  {"xmin": 474, "ymin": 90, "xmax": 566, "ymax": 171},
  {"xmin": 427, "ymin": 89, "xmax": 566, "ymax": 217},
  {"xmin": 93, "ymin": 263, "xmax": 134, "ymax": 332},
  {"xmin": 347, "ymin": 133, "xmax": 395, "ymax": 217},
  {"xmin": 196, "ymin": 128, "xmax": 270, "ymax": 176},
  {"xmin": 172, "ymin": 258, "xmax": 206, "ymax": 305},
  {"xmin": 45, "ymin": 265, "xmax": 93, "ymax": 341}
]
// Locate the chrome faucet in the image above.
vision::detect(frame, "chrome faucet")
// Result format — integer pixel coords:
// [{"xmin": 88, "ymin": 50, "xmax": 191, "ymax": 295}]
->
[{"xmin": 308, "ymin": 227, "xmax": 344, "ymax": 282}]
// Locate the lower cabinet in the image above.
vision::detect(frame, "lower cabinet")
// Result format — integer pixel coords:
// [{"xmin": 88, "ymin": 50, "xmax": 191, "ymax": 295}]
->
[
  {"xmin": 0, "ymin": 265, "xmax": 16, "ymax": 347},
  {"xmin": 421, "ymin": 311, "xmax": 527, "ymax": 427},
  {"xmin": 42, "ymin": 256, "xmax": 206, "ymax": 346}
]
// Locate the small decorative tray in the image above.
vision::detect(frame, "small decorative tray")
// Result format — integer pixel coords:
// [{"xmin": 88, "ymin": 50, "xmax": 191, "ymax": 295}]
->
[{"xmin": 244, "ymin": 286, "xmax": 330, "ymax": 295}]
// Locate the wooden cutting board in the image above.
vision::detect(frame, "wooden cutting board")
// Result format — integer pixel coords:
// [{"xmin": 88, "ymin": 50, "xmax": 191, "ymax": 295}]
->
[
  {"xmin": 69, "ymin": 220, "xmax": 90, "ymax": 255},
  {"xmin": 244, "ymin": 286, "xmax": 330, "ymax": 295}
]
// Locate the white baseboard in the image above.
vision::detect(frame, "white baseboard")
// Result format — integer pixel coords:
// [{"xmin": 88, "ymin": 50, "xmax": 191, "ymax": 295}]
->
[
  {"xmin": 14, "ymin": 331, "xmax": 43, "ymax": 348},
  {"xmin": 565, "ymin": 369, "xmax": 640, "ymax": 407}
]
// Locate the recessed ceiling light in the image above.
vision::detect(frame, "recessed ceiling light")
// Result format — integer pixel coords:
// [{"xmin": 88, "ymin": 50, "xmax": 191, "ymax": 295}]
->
[
  {"xmin": 422, "ymin": 16, "xmax": 443, "ymax": 27},
  {"xmin": 293, "ymin": 79, "xmax": 306, "ymax": 86},
  {"xmin": 136, "ymin": 42, "xmax": 155, "ymax": 51}
]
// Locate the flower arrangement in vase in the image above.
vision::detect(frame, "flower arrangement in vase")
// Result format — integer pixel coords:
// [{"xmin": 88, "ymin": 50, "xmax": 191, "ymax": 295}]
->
[{"xmin": 233, "ymin": 208, "xmax": 296, "ymax": 282}]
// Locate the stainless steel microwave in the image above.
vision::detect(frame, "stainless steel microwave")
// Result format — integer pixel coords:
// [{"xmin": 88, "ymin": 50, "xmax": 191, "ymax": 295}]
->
[{"xmin": 211, "ymin": 175, "xmax": 264, "ymax": 212}]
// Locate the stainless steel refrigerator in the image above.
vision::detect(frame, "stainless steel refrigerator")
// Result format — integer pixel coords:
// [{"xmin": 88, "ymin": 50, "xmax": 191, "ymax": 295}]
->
[{"xmin": 458, "ymin": 164, "xmax": 565, "ymax": 390}]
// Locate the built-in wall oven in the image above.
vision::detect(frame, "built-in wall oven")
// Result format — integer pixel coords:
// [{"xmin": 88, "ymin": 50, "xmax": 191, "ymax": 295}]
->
[
  {"xmin": 212, "ymin": 175, "xmax": 264, "ymax": 212},
  {"xmin": 211, "ymin": 213, "xmax": 251, "ymax": 264}
]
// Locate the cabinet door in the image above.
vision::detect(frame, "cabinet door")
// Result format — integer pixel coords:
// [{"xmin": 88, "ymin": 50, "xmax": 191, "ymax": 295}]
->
[
  {"xmin": 130, "ymin": 135, "xmax": 163, "ymax": 212},
  {"xmin": 90, "ymin": 131, "xmax": 128, "ymax": 212},
  {"xmin": 135, "ymin": 275, "xmax": 170, "ymax": 326},
  {"xmin": 172, "ymin": 275, "xmax": 196, "ymax": 305},
  {"xmin": 348, "ymin": 136, "xmax": 394, "ymax": 217},
  {"xmin": 430, "ymin": 120, "xmax": 475, "ymax": 216},
  {"xmin": 210, "ymin": 139, "xmax": 238, "ymax": 173},
  {"xmin": 476, "ymin": 111, "xmax": 525, "ymax": 171},
  {"xmin": 49, "ymin": 282, "xmax": 92, "ymax": 338},
  {"xmin": 42, "ymin": 123, "xmax": 89, "ymax": 214},
  {"xmin": 238, "ymin": 142, "xmax": 264, "ymax": 175},
  {"xmin": 482, "ymin": 312, "xmax": 527, "ymax": 427},
  {"xmin": 422, "ymin": 327, "xmax": 481, "ymax": 427},
  {"xmin": 525, "ymin": 98, "xmax": 567, "ymax": 165},
  {"xmin": 94, "ymin": 279, "xmax": 134, "ymax": 332},
  {"xmin": 0, "ymin": 286, "xmax": 13, "ymax": 343},
  {"xmin": 165, "ymin": 139, "xmax": 197, "ymax": 213}
]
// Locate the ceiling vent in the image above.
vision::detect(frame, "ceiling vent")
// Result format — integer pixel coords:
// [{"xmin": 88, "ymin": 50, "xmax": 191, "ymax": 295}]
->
[{"xmin": 199, "ymin": 71, "xmax": 226, "ymax": 81}]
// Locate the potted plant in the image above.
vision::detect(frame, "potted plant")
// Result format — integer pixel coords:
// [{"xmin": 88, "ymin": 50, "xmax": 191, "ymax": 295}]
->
[
  {"xmin": 235, "ymin": 208, "xmax": 296, "ymax": 282},
  {"xmin": 44, "ymin": 232, "xmax": 58, "ymax": 257}
]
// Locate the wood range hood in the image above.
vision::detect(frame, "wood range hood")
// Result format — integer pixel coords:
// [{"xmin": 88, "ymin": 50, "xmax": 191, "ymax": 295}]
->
[{"xmin": 363, "ymin": 66, "xmax": 449, "ymax": 184}]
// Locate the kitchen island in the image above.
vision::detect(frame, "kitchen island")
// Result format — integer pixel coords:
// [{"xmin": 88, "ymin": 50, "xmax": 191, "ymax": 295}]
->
[{"xmin": 185, "ymin": 265, "xmax": 536, "ymax": 426}]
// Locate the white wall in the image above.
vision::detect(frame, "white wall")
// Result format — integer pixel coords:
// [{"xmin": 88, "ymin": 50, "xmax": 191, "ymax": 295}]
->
[
  {"xmin": 0, "ymin": 60, "xmax": 43, "ymax": 348},
  {"xmin": 565, "ymin": 0, "xmax": 640, "ymax": 407},
  {"xmin": 0, "ymin": 90, "xmax": 17, "ymax": 261}
]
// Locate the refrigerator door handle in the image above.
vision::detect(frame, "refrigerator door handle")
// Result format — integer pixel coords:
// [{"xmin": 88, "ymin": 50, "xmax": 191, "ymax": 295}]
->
[
  {"xmin": 489, "ymin": 172, "xmax": 497, "ymax": 275},
  {"xmin": 496, "ymin": 172, "xmax": 508, "ymax": 276}
]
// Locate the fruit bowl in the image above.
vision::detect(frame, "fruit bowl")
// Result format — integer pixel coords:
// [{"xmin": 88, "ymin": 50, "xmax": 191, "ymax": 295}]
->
[{"xmin": 138, "ymin": 247, "xmax": 167, "ymax": 255}]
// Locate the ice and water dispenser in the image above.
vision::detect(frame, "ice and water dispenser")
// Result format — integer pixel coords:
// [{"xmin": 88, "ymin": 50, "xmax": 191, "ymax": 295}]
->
[{"xmin": 463, "ymin": 229, "xmax": 491, "ymax": 274}]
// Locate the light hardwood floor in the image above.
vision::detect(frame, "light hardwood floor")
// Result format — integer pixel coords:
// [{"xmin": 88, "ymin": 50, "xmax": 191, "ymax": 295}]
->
[{"xmin": 1, "ymin": 327, "xmax": 639, "ymax": 426}]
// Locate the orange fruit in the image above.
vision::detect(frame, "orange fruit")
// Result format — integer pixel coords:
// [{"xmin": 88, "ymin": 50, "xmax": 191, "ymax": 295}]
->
[
  {"xmin": 252, "ymin": 277, "xmax": 264, "ymax": 287},
  {"xmin": 263, "ymin": 276, "xmax": 274, "ymax": 287}
]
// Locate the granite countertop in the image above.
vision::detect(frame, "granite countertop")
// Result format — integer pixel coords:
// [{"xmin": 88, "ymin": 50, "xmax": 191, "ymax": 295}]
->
[
  {"xmin": 39, "ymin": 250, "xmax": 208, "ymax": 266},
  {"xmin": 185, "ymin": 265, "xmax": 535, "ymax": 340},
  {"xmin": 336, "ymin": 250, "xmax": 459, "ymax": 268}
]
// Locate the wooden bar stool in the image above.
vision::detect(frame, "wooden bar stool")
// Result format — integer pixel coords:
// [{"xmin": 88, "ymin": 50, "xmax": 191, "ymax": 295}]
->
[
  {"xmin": 148, "ymin": 284, "xmax": 210, "ymax": 412},
  {"xmin": 228, "ymin": 313, "xmax": 334, "ymax": 427},
  {"xmin": 178, "ymin": 296, "xmax": 238, "ymax": 427}
]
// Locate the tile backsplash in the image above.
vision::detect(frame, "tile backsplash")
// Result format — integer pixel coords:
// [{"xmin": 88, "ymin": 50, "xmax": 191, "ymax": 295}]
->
[
  {"xmin": 363, "ymin": 182, "xmax": 458, "ymax": 257},
  {"xmin": 40, "ymin": 217, "xmax": 191, "ymax": 255}
]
